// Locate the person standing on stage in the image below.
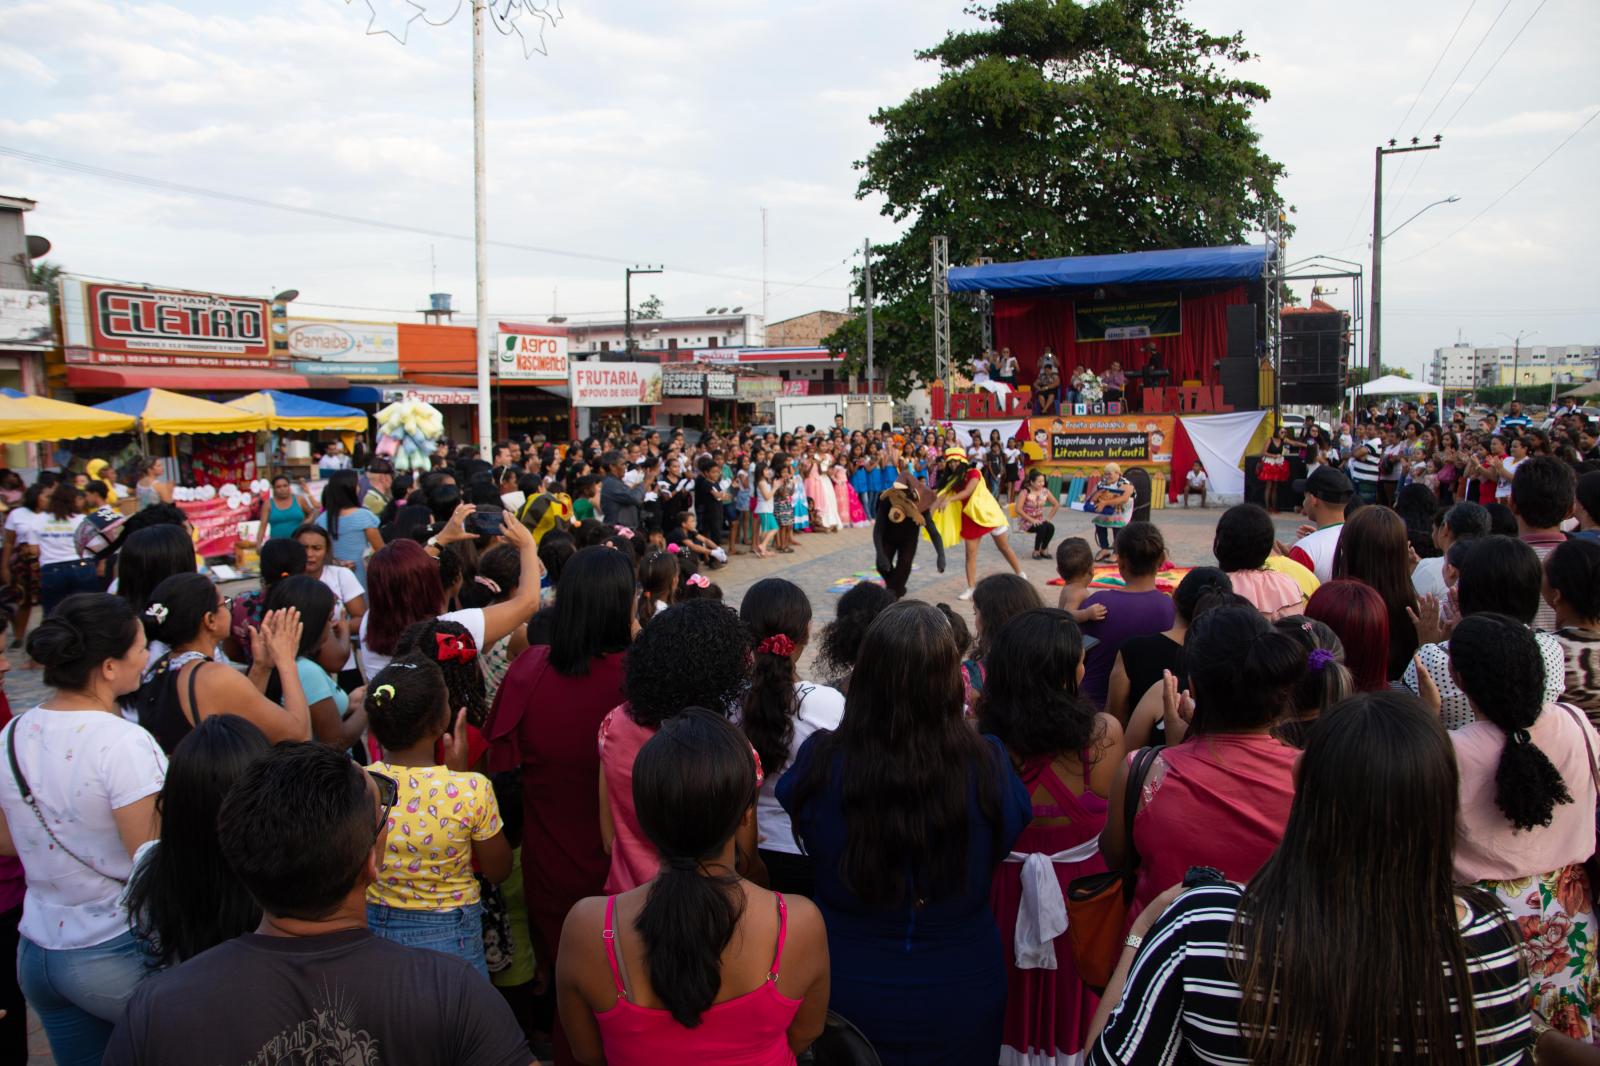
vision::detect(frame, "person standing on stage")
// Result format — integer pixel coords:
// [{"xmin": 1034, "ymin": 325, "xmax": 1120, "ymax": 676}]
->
[{"xmin": 931, "ymin": 448, "xmax": 1028, "ymax": 601}]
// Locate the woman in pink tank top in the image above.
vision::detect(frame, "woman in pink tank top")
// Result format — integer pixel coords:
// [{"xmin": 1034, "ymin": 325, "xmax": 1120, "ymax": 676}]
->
[{"xmin": 558, "ymin": 709, "xmax": 830, "ymax": 1066}]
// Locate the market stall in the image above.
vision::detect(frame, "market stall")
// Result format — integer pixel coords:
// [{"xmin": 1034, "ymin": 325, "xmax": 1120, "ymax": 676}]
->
[
  {"xmin": 0, "ymin": 391, "xmax": 138, "ymax": 445},
  {"xmin": 227, "ymin": 390, "xmax": 368, "ymax": 480}
]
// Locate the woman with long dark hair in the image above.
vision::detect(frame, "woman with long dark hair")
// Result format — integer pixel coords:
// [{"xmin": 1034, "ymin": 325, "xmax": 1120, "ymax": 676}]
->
[
  {"xmin": 778, "ymin": 600, "xmax": 1030, "ymax": 1066},
  {"xmin": 1106, "ymin": 566, "xmax": 1233, "ymax": 733},
  {"xmin": 964, "ymin": 572, "xmax": 1042, "ymax": 698},
  {"xmin": 262, "ymin": 575, "xmax": 366, "ymax": 751},
  {"xmin": 981, "ymin": 609, "xmax": 1123, "ymax": 1066},
  {"xmin": 1101, "ymin": 605, "xmax": 1304, "ymax": 918},
  {"xmin": 484, "ymin": 545, "xmax": 634, "ymax": 1066},
  {"xmin": 813, "ymin": 579, "xmax": 894, "ymax": 693},
  {"xmin": 1085, "ymin": 692, "xmax": 1532, "ymax": 1063},
  {"xmin": 312, "ymin": 469, "xmax": 382, "ymax": 587},
  {"xmin": 739, "ymin": 578, "xmax": 844, "ymax": 897},
  {"xmin": 360, "ymin": 514, "xmax": 539, "ymax": 679},
  {"xmin": 1332, "ymin": 504, "xmax": 1419, "ymax": 680},
  {"xmin": 112, "ymin": 524, "xmax": 197, "ymax": 635},
  {"xmin": 557, "ymin": 709, "xmax": 830, "ymax": 1063},
  {"xmin": 1270, "ymin": 616, "xmax": 1354, "ymax": 748},
  {"xmin": 1448, "ymin": 612, "xmax": 1600, "ymax": 1037},
  {"xmin": 129, "ymin": 572, "xmax": 310, "ymax": 751},
  {"xmin": 0, "ymin": 594, "xmax": 164, "ymax": 1065},
  {"xmin": 293, "ymin": 522, "xmax": 366, "ymax": 692},
  {"xmin": 124, "ymin": 715, "xmax": 270, "ymax": 967}
]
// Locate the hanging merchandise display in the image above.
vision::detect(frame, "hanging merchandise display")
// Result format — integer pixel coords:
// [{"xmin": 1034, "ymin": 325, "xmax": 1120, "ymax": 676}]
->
[
  {"xmin": 374, "ymin": 394, "xmax": 445, "ymax": 472},
  {"xmin": 189, "ymin": 435, "xmax": 258, "ymax": 489}
]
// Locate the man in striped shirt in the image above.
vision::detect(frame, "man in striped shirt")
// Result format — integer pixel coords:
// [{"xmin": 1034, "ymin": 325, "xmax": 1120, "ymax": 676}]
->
[{"xmin": 1346, "ymin": 444, "xmax": 1381, "ymax": 504}]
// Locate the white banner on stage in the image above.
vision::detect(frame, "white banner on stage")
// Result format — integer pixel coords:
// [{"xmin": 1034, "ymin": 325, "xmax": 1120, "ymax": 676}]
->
[
  {"xmin": 1179, "ymin": 410, "xmax": 1267, "ymax": 497},
  {"xmin": 942, "ymin": 418, "xmax": 1029, "ymax": 445}
]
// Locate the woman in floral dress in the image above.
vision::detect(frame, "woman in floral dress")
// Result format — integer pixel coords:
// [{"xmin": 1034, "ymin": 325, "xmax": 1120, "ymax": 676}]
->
[{"xmin": 1448, "ymin": 613, "xmax": 1600, "ymax": 1042}]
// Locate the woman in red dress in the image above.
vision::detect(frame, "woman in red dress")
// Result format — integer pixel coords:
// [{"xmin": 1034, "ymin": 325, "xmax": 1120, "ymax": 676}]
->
[{"xmin": 1258, "ymin": 426, "xmax": 1291, "ymax": 512}]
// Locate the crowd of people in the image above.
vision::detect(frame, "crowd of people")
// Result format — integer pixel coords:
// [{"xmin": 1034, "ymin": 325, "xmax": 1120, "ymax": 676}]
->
[{"xmin": 0, "ymin": 395, "xmax": 1592, "ymax": 1064}]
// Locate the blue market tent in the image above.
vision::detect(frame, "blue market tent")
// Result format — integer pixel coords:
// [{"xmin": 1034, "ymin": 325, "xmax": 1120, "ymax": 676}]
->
[
  {"xmin": 947, "ymin": 244, "xmax": 1272, "ymax": 293},
  {"xmin": 226, "ymin": 390, "xmax": 368, "ymax": 432},
  {"xmin": 0, "ymin": 388, "xmax": 21, "ymax": 398}
]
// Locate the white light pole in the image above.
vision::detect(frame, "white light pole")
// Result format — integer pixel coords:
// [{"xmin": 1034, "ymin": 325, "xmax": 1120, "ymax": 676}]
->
[{"xmin": 472, "ymin": 0, "xmax": 491, "ymax": 450}]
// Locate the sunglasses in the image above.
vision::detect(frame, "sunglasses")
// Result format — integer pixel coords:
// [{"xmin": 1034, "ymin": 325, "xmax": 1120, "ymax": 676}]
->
[{"xmin": 367, "ymin": 770, "xmax": 398, "ymax": 835}]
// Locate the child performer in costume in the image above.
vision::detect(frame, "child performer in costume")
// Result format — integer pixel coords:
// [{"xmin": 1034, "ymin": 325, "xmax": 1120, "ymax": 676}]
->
[{"xmin": 930, "ymin": 447, "xmax": 1028, "ymax": 601}]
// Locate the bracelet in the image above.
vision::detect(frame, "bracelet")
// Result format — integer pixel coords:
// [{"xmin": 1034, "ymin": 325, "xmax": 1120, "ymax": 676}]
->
[{"xmin": 1124, "ymin": 932, "xmax": 1143, "ymax": 952}]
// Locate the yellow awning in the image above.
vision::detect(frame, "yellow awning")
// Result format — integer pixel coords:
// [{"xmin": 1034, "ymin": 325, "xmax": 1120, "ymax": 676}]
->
[
  {"xmin": 93, "ymin": 388, "xmax": 267, "ymax": 435},
  {"xmin": 0, "ymin": 394, "xmax": 139, "ymax": 445}
]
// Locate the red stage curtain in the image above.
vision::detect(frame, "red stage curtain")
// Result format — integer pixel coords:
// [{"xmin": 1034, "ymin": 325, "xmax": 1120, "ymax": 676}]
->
[
  {"xmin": 993, "ymin": 286, "xmax": 1246, "ymax": 393},
  {"xmin": 1168, "ymin": 417, "xmax": 1200, "ymax": 502}
]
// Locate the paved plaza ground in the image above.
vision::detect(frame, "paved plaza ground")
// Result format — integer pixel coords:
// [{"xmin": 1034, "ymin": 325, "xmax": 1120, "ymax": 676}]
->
[{"xmin": 0, "ymin": 502, "xmax": 1298, "ymax": 1061}]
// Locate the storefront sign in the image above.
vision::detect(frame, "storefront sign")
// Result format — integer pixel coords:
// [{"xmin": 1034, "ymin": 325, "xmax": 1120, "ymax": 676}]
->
[
  {"xmin": 706, "ymin": 372, "xmax": 738, "ymax": 399},
  {"xmin": 736, "ymin": 375, "xmax": 781, "ymax": 402},
  {"xmin": 1023, "ymin": 415, "xmax": 1175, "ymax": 465},
  {"xmin": 381, "ymin": 387, "xmax": 480, "ymax": 406},
  {"xmin": 84, "ymin": 283, "xmax": 270, "ymax": 357},
  {"xmin": 0, "ymin": 289, "xmax": 52, "ymax": 349},
  {"xmin": 64, "ymin": 349, "xmax": 278, "ymax": 369},
  {"xmin": 570, "ymin": 361, "xmax": 663, "ymax": 408},
  {"xmin": 287, "ymin": 320, "xmax": 399, "ymax": 378},
  {"xmin": 497, "ymin": 330, "xmax": 569, "ymax": 382},
  {"xmin": 662, "ymin": 369, "xmax": 706, "ymax": 397},
  {"xmin": 692, "ymin": 348, "xmax": 739, "ymax": 365},
  {"xmin": 781, "ymin": 380, "xmax": 810, "ymax": 396},
  {"xmin": 1074, "ymin": 295, "xmax": 1182, "ymax": 342}
]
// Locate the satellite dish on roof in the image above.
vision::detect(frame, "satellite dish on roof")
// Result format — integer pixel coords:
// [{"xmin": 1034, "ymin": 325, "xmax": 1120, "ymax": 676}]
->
[
  {"xmin": 717, "ymin": 307, "xmax": 729, "ymax": 314},
  {"xmin": 705, "ymin": 307, "xmax": 717, "ymax": 314},
  {"xmin": 25, "ymin": 235, "xmax": 50, "ymax": 260},
  {"xmin": 731, "ymin": 306, "xmax": 743, "ymax": 313}
]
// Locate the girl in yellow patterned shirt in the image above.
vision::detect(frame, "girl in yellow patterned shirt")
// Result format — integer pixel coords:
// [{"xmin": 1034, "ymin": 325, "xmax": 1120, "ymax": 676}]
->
[{"xmin": 364, "ymin": 654, "xmax": 511, "ymax": 978}]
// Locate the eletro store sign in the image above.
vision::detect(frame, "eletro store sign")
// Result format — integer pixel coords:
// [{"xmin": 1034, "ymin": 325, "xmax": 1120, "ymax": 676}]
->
[{"xmin": 86, "ymin": 284, "xmax": 270, "ymax": 357}]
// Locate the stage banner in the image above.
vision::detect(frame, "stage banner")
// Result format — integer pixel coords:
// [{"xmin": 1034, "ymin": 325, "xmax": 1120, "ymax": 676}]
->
[
  {"xmin": 1023, "ymin": 415, "xmax": 1175, "ymax": 465},
  {"xmin": 1074, "ymin": 295, "xmax": 1182, "ymax": 342},
  {"xmin": 179, "ymin": 493, "xmax": 263, "ymax": 557}
]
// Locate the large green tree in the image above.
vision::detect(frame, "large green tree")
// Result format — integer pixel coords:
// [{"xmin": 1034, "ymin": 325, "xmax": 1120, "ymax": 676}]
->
[{"xmin": 827, "ymin": 0, "xmax": 1287, "ymax": 395}]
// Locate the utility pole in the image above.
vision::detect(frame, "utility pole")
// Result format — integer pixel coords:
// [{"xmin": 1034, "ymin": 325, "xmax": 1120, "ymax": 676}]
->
[
  {"xmin": 1368, "ymin": 135, "xmax": 1442, "ymax": 380},
  {"xmin": 471, "ymin": 0, "xmax": 491, "ymax": 449},
  {"xmin": 623, "ymin": 265, "xmax": 662, "ymax": 357},
  {"xmin": 761, "ymin": 208, "xmax": 769, "ymax": 329},
  {"xmin": 863, "ymin": 238, "xmax": 875, "ymax": 405}
]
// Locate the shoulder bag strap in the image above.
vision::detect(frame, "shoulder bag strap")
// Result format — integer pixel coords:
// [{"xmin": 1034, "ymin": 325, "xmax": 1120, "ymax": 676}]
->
[
  {"xmin": 1120, "ymin": 746, "xmax": 1159, "ymax": 900},
  {"xmin": 1557, "ymin": 703, "xmax": 1600, "ymax": 792},
  {"xmin": 184, "ymin": 658, "xmax": 209, "ymax": 729},
  {"xmin": 6, "ymin": 721, "xmax": 128, "ymax": 885}
]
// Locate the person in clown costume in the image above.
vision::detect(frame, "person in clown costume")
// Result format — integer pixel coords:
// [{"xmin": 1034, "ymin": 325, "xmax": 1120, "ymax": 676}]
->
[{"xmin": 929, "ymin": 447, "xmax": 1027, "ymax": 600}]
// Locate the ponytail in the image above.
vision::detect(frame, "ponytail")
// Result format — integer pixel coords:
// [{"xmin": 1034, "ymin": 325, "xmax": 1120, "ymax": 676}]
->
[
  {"xmin": 631, "ymin": 709, "xmax": 757, "ymax": 1028},
  {"xmin": 738, "ymin": 578, "xmax": 811, "ymax": 777},
  {"xmin": 637, "ymin": 551, "xmax": 678, "ymax": 630},
  {"xmin": 1450, "ymin": 613, "xmax": 1572, "ymax": 830}
]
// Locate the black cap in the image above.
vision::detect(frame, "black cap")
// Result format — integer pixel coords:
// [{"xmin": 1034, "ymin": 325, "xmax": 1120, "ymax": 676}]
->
[
  {"xmin": 1293, "ymin": 466, "xmax": 1354, "ymax": 501},
  {"xmin": 365, "ymin": 457, "xmax": 394, "ymax": 474}
]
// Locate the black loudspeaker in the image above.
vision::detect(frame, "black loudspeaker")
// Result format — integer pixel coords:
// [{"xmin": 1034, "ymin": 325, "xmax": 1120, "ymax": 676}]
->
[
  {"xmin": 1226, "ymin": 304, "xmax": 1257, "ymax": 360},
  {"xmin": 1280, "ymin": 310, "xmax": 1348, "ymax": 406},
  {"xmin": 1219, "ymin": 357, "xmax": 1259, "ymax": 410}
]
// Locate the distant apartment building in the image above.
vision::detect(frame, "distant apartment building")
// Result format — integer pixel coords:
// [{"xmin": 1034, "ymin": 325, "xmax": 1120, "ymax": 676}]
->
[
  {"xmin": 1428, "ymin": 343, "xmax": 1599, "ymax": 389},
  {"xmin": 565, "ymin": 312, "xmax": 764, "ymax": 355}
]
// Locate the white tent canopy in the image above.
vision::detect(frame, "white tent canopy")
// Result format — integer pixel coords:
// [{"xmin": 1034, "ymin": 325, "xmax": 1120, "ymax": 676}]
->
[{"xmin": 1347, "ymin": 374, "xmax": 1443, "ymax": 406}]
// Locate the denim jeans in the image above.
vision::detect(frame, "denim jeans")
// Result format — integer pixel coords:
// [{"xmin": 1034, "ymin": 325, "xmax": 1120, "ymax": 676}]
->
[
  {"xmin": 40, "ymin": 560, "xmax": 102, "ymax": 616},
  {"xmin": 367, "ymin": 901, "xmax": 487, "ymax": 978},
  {"xmin": 17, "ymin": 930, "xmax": 148, "ymax": 1066}
]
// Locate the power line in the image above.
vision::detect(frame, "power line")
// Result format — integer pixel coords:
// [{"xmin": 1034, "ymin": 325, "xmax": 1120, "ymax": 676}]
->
[
  {"xmin": 1394, "ymin": 107, "xmax": 1600, "ymax": 263},
  {"xmin": 1390, "ymin": 0, "xmax": 1480, "ymax": 141},
  {"xmin": 1439, "ymin": 0, "xmax": 1550, "ymax": 132},
  {"xmin": 1414, "ymin": 0, "xmax": 1516, "ymax": 133},
  {"xmin": 0, "ymin": 143, "xmax": 843, "ymax": 292}
]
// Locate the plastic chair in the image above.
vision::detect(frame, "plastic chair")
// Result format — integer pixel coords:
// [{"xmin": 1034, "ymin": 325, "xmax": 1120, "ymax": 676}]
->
[
  {"xmin": 799, "ymin": 1011, "xmax": 883, "ymax": 1066},
  {"xmin": 1126, "ymin": 467, "xmax": 1153, "ymax": 524}
]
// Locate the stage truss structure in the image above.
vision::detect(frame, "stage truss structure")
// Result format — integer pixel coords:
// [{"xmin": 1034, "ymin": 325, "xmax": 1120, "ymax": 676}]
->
[
  {"xmin": 931, "ymin": 235, "xmax": 952, "ymax": 387},
  {"xmin": 1282, "ymin": 253, "xmax": 1366, "ymax": 411}
]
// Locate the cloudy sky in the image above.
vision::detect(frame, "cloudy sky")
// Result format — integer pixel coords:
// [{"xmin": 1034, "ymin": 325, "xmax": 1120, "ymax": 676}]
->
[{"xmin": 1, "ymin": 0, "xmax": 1595, "ymax": 377}]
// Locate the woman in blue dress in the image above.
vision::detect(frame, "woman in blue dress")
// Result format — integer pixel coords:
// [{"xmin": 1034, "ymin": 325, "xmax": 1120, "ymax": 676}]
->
[{"xmin": 778, "ymin": 599, "xmax": 1030, "ymax": 1066}]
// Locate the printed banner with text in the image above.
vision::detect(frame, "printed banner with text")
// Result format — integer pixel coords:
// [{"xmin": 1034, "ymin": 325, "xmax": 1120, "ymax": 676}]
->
[
  {"xmin": 569, "ymin": 361, "xmax": 664, "ymax": 407},
  {"xmin": 1022, "ymin": 415, "xmax": 1175, "ymax": 466},
  {"xmin": 1073, "ymin": 294, "xmax": 1182, "ymax": 342}
]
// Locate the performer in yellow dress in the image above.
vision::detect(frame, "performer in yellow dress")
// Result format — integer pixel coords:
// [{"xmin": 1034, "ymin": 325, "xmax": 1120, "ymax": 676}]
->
[{"xmin": 929, "ymin": 447, "xmax": 1028, "ymax": 600}]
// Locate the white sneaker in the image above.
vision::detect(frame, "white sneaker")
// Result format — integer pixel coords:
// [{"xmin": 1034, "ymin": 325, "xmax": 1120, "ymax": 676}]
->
[
  {"xmin": 958, "ymin": 587, "xmax": 975, "ymax": 601},
  {"xmin": 1013, "ymin": 570, "xmax": 1028, "ymax": 581}
]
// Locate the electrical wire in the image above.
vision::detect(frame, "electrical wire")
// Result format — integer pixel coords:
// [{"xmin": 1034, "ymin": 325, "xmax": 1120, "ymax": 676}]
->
[
  {"xmin": 1389, "ymin": 0, "xmax": 1479, "ymax": 141},
  {"xmin": 0, "ymin": 144, "xmax": 843, "ymax": 292},
  {"xmin": 1393, "ymin": 107, "xmax": 1599, "ymax": 263},
  {"xmin": 1413, "ymin": 0, "xmax": 1516, "ymax": 133},
  {"xmin": 1438, "ymin": 0, "xmax": 1550, "ymax": 132}
]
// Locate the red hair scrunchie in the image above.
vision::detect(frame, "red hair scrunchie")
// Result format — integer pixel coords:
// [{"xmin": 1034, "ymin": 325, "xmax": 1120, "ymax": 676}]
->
[
  {"xmin": 435, "ymin": 631, "xmax": 477, "ymax": 665},
  {"xmin": 756, "ymin": 633, "xmax": 796, "ymax": 657}
]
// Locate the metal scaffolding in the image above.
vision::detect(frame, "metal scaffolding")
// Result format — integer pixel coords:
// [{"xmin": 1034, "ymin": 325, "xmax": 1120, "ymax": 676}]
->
[{"xmin": 931, "ymin": 235, "xmax": 951, "ymax": 385}]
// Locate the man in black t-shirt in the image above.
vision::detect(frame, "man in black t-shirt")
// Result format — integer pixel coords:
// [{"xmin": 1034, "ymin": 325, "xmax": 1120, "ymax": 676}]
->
[{"xmin": 104, "ymin": 744, "xmax": 531, "ymax": 1066}]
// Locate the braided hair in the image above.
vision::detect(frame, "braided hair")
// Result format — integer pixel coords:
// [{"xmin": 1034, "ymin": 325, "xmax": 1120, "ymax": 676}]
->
[
  {"xmin": 393, "ymin": 618, "xmax": 487, "ymax": 727},
  {"xmin": 1450, "ymin": 612, "xmax": 1572, "ymax": 830}
]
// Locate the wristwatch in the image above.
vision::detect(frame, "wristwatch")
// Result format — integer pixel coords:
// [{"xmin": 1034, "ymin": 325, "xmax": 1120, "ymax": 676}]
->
[{"xmin": 426, "ymin": 536, "xmax": 441, "ymax": 551}]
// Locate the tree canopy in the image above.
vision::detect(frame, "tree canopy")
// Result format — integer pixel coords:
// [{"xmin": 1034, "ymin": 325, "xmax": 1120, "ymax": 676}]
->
[{"xmin": 826, "ymin": 0, "xmax": 1287, "ymax": 395}]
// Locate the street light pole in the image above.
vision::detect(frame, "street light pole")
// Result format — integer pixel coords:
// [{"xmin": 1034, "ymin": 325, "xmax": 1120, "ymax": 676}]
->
[
  {"xmin": 472, "ymin": 0, "xmax": 492, "ymax": 449},
  {"xmin": 623, "ymin": 265, "xmax": 663, "ymax": 357},
  {"xmin": 1368, "ymin": 136, "xmax": 1442, "ymax": 380},
  {"xmin": 1500, "ymin": 330, "xmax": 1538, "ymax": 404}
]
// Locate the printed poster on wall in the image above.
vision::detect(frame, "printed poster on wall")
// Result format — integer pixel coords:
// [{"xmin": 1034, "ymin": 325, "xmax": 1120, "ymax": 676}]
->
[
  {"xmin": 497, "ymin": 329, "xmax": 569, "ymax": 382},
  {"xmin": 1022, "ymin": 415, "xmax": 1175, "ymax": 465},
  {"xmin": 1074, "ymin": 294, "xmax": 1182, "ymax": 342},
  {"xmin": 569, "ymin": 361, "xmax": 664, "ymax": 407},
  {"xmin": 288, "ymin": 319, "xmax": 400, "ymax": 377}
]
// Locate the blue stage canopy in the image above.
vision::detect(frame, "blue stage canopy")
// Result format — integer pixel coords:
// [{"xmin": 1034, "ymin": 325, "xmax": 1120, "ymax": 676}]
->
[{"xmin": 947, "ymin": 244, "xmax": 1272, "ymax": 293}]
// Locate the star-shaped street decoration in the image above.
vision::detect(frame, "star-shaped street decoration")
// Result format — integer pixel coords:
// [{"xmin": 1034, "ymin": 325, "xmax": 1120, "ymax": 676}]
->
[{"xmin": 361, "ymin": 0, "xmax": 424, "ymax": 43}]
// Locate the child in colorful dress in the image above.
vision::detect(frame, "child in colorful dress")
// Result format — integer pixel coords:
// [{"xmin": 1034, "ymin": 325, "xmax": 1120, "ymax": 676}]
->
[{"xmin": 364, "ymin": 654, "xmax": 511, "ymax": 978}]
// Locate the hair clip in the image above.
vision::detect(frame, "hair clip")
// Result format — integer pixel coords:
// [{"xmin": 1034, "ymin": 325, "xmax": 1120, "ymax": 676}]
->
[
  {"xmin": 373, "ymin": 684, "xmax": 396, "ymax": 702},
  {"xmin": 614, "ymin": 526, "xmax": 635, "ymax": 540},
  {"xmin": 144, "ymin": 603, "xmax": 169, "ymax": 624},
  {"xmin": 756, "ymin": 633, "xmax": 797, "ymax": 656},
  {"xmin": 473, "ymin": 575, "xmax": 502, "ymax": 595},
  {"xmin": 686, "ymin": 573, "xmax": 710, "ymax": 589},
  {"xmin": 667, "ymin": 543, "xmax": 681, "ymax": 554}
]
